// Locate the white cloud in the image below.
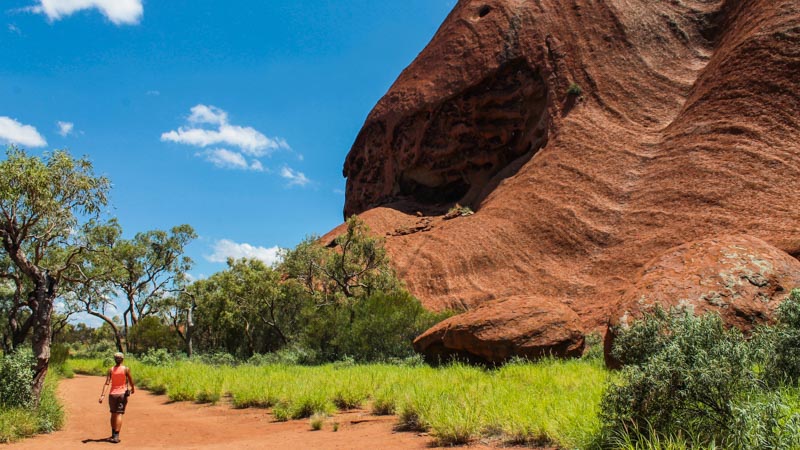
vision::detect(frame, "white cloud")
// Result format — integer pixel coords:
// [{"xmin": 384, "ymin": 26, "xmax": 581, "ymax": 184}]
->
[
  {"xmin": 146, "ymin": 90, "xmax": 160, "ymax": 96},
  {"xmin": 57, "ymin": 121, "xmax": 74, "ymax": 136},
  {"xmin": 198, "ymin": 148, "xmax": 264, "ymax": 172},
  {"xmin": 8, "ymin": 24, "xmax": 22, "ymax": 34},
  {"xmin": 27, "ymin": 0, "xmax": 143, "ymax": 25},
  {"xmin": 0, "ymin": 116, "xmax": 47, "ymax": 147},
  {"xmin": 280, "ymin": 166, "xmax": 311, "ymax": 187},
  {"xmin": 188, "ymin": 105, "xmax": 227, "ymax": 126},
  {"xmin": 206, "ymin": 239, "xmax": 282, "ymax": 266},
  {"xmin": 161, "ymin": 104, "xmax": 290, "ymax": 157}
]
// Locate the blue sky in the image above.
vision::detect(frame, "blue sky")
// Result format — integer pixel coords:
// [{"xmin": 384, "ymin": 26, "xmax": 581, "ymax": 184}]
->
[{"xmin": 1, "ymin": 0, "xmax": 455, "ymax": 281}]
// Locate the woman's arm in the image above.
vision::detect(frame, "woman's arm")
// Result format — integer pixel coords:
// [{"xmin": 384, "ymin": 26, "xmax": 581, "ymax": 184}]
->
[{"xmin": 99, "ymin": 369, "xmax": 111, "ymax": 403}]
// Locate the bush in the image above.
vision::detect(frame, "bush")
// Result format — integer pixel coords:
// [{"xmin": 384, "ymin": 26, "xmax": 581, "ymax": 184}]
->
[
  {"xmin": 567, "ymin": 83, "xmax": 583, "ymax": 96},
  {"xmin": 247, "ymin": 346, "xmax": 319, "ymax": 366},
  {"xmin": 444, "ymin": 204, "xmax": 474, "ymax": 220},
  {"xmin": 761, "ymin": 289, "xmax": 800, "ymax": 386},
  {"xmin": 312, "ymin": 291, "xmax": 451, "ymax": 363},
  {"xmin": 0, "ymin": 349, "xmax": 34, "ymax": 408},
  {"xmin": 139, "ymin": 348, "xmax": 176, "ymax": 367},
  {"xmin": 0, "ymin": 372, "xmax": 64, "ymax": 443},
  {"xmin": 198, "ymin": 351, "xmax": 237, "ymax": 366},
  {"xmin": 602, "ymin": 307, "xmax": 800, "ymax": 448}
]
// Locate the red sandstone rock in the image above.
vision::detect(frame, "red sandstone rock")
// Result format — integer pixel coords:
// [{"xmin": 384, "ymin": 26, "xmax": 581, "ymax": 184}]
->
[
  {"xmin": 329, "ymin": 0, "xmax": 800, "ymax": 363},
  {"xmin": 413, "ymin": 295, "xmax": 584, "ymax": 365},
  {"xmin": 604, "ymin": 235, "xmax": 800, "ymax": 367}
]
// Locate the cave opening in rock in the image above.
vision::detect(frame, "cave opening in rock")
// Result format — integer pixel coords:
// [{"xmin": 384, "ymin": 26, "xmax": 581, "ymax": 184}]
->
[
  {"xmin": 399, "ymin": 175, "xmax": 470, "ymax": 206},
  {"xmin": 478, "ymin": 5, "xmax": 492, "ymax": 18}
]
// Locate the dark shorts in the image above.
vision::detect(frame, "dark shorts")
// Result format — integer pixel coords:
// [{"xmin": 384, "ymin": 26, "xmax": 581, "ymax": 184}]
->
[{"xmin": 108, "ymin": 394, "xmax": 128, "ymax": 414}]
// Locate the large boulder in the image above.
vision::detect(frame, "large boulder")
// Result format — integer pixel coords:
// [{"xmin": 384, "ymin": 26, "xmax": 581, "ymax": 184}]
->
[
  {"xmin": 604, "ymin": 235, "xmax": 800, "ymax": 367},
  {"xmin": 413, "ymin": 295, "xmax": 584, "ymax": 365}
]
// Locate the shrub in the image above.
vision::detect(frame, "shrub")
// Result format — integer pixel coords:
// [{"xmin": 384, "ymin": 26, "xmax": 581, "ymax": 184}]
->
[
  {"xmin": 334, "ymin": 291, "xmax": 450, "ymax": 362},
  {"xmin": 310, "ymin": 413, "xmax": 325, "ymax": 431},
  {"xmin": 444, "ymin": 204, "xmax": 474, "ymax": 220},
  {"xmin": 602, "ymin": 307, "xmax": 800, "ymax": 448},
  {"xmin": 761, "ymin": 289, "xmax": 800, "ymax": 386},
  {"xmin": 247, "ymin": 346, "xmax": 319, "ymax": 366},
  {"xmin": 567, "ymin": 83, "xmax": 583, "ymax": 96},
  {"xmin": 0, "ymin": 349, "xmax": 34, "ymax": 408},
  {"xmin": 198, "ymin": 352, "xmax": 237, "ymax": 366},
  {"xmin": 0, "ymin": 373, "xmax": 63, "ymax": 443},
  {"xmin": 139, "ymin": 348, "xmax": 176, "ymax": 367}
]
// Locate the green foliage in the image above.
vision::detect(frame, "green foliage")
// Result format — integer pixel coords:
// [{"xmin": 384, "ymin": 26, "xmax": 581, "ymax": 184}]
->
[
  {"xmin": 568, "ymin": 82, "xmax": 583, "ymax": 96},
  {"xmin": 186, "ymin": 216, "xmax": 437, "ymax": 363},
  {"xmin": 0, "ymin": 349, "xmax": 34, "ymax": 408},
  {"xmin": 331, "ymin": 291, "xmax": 450, "ymax": 362},
  {"xmin": 0, "ymin": 373, "xmax": 63, "ymax": 443},
  {"xmin": 128, "ymin": 317, "xmax": 181, "ymax": 354},
  {"xmin": 0, "ymin": 147, "xmax": 112, "ymax": 404},
  {"xmin": 139, "ymin": 348, "xmax": 176, "ymax": 367},
  {"xmin": 603, "ymin": 306, "xmax": 800, "ymax": 449},
  {"xmin": 198, "ymin": 351, "xmax": 237, "ymax": 366},
  {"xmin": 190, "ymin": 259, "xmax": 309, "ymax": 358},
  {"xmin": 760, "ymin": 289, "xmax": 800, "ymax": 386},
  {"xmin": 282, "ymin": 216, "xmax": 400, "ymax": 303}
]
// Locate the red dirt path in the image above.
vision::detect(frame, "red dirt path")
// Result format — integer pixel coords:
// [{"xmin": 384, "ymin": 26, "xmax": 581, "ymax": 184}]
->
[{"xmin": 11, "ymin": 376, "xmax": 514, "ymax": 449}]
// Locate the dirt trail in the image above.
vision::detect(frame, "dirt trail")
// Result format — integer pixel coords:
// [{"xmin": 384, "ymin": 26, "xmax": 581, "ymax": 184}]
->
[{"xmin": 11, "ymin": 375, "xmax": 510, "ymax": 449}]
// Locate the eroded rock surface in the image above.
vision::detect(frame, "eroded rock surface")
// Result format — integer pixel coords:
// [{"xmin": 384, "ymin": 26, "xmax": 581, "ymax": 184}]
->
[
  {"xmin": 413, "ymin": 295, "xmax": 584, "ymax": 365},
  {"xmin": 604, "ymin": 235, "xmax": 800, "ymax": 366},
  {"xmin": 331, "ymin": 0, "xmax": 800, "ymax": 363}
]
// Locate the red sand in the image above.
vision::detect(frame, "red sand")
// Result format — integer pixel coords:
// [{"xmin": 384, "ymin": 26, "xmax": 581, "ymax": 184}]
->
[{"xmin": 11, "ymin": 375, "xmax": 520, "ymax": 449}]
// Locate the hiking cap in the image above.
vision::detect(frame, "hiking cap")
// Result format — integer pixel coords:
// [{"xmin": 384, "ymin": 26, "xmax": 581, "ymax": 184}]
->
[{"xmin": 113, "ymin": 352, "xmax": 124, "ymax": 359}]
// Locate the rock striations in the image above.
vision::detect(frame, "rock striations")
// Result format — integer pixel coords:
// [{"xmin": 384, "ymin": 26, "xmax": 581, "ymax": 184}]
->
[{"xmin": 331, "ymin": 0, "xmax": 800, "ymax": 364}]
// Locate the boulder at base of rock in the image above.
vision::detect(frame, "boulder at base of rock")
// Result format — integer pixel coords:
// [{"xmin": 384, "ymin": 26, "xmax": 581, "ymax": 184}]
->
[
  {"xmin": 605, "ymin": 235, "xmax": 800, "ymax": 368},
  {"xmin": 413, "ymin": 295, "xmax": 584, "ymax": 365}
]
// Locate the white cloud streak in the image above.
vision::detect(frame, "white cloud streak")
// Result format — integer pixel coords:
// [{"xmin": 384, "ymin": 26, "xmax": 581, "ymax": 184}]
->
[
  {"xmin": 198, "ymin": 148, "xmax": 264, "ymax": 172},
  {"xmin": 0, "ymin": 116, "xmax": 47, "ymax": 147},
  {"xmin": 27, "ymin": 0, "xmax": 143, "ymax": 25},
  {"xmin": 57, "ymin": 121, "xmax": 74, "ymax": 136},
  {"xmin": 280, "ymin": 166, "xmax": 311, "ymax": 187},
  {"xmin": 206, "ymin": 240, "xmax": 282, "ymax": 266},
  {"xmin": 161, "ymin": 104, "xmax": 289, "ymax": 157}
]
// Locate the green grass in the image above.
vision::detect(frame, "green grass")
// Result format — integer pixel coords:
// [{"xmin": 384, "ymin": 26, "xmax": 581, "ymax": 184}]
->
[
  {"xmin": 68, "ymin": 357, "xmax": 609, "ymax": 447},
  {"xmin": 0, "ymin": 373, "xmax": 65, "ymax": 443}
]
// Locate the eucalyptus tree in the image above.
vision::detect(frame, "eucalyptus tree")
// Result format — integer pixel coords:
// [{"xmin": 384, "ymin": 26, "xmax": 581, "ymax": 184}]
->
[
  {"xmin": 282, "ymin": 216, "xmax": 400, "ymax": 304},
  {"xmin": 63, "ymin": 221, "xmax": 196, "ymax": 352},
  {"xmin": 110, "ymin": 225, "xmax": 196, "ymax": 351},
  {"xmin": 0, "ymin": 147, "xmax": 111, "ymax": 404}
]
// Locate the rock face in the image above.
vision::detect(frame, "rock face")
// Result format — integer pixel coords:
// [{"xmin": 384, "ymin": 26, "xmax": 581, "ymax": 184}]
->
[
  {"xmin": 604, "ymin": 235, "xmax": 800, "ymax": 366},
  {"xmin": 413, "ymin": 295, "xmax": 584, "ymax": 365},
  {"xmin": 332, "ymin": 0, "xmax": 800, "ymax": 362}
]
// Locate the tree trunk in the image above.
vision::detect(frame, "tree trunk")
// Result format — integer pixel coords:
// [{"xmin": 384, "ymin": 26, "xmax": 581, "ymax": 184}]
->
[
  {"xmin": 186, "ymin": 302, "xmax": 194, "ymax": 358},
  {"xmin": 87, "ymin": 310, "xmax": 126, "ymax": 352},
  {"xmin": 30, "ymin": 279, "xmax": 55, "ymax": 407}
]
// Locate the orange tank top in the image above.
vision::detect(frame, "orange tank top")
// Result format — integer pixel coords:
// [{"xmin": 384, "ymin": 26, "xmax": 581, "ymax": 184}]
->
[{"xmin": 110, "ymin": 365, "xmax": 127, "ymax": 395}]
